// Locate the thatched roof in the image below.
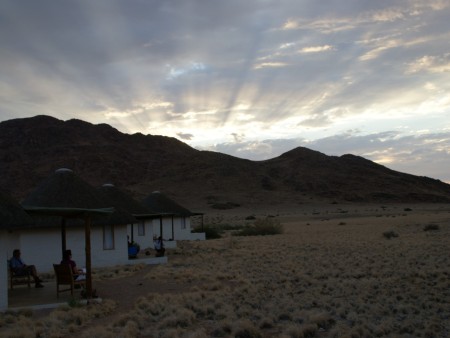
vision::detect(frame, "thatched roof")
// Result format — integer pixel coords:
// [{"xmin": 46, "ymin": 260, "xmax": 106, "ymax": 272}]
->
[
  {"xmin": 22, "ymin": 168, "xmax": 106, "ymax": 209},
  {"xmin": 92, "ymin": 184, "xmax": 148, "ymax": 226},
  {"xmin": 141, "ymin": 191, "xmax": 193, "ymax": 216},
  {"xmin": 98, "ymin": 184, "xmax": 160, "ymax": 217},
  {"xmin": 21, "ymin": 168, "xmax": 120, "ymax": 226},
  {"xmin": 0, "ymin": 189, "xmax": 34, "ymax": 229}
]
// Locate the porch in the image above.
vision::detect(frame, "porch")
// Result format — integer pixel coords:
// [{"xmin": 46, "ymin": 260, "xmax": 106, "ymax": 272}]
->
[
  {"xmin": 8, "ymin": 280, "xmax": 81, "ymax": 310},
  {"xmin": 6, "ymin": 255, "xmax": 167, "ymax": 311}
]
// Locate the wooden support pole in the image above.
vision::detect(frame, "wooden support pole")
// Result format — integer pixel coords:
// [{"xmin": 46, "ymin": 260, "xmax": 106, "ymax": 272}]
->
[
  {"xmin": 61, "ymin": 218, "xmax": 67, "ymax": 260},
  {"xmin": 84, "ymin": 217, "xmax": 92, "ymax": 299}
]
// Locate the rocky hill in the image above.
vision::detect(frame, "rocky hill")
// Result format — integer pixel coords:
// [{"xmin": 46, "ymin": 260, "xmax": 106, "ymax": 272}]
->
[{"xmin": 1, "ymin": 115, "xmax": 450, "ymax": 210}]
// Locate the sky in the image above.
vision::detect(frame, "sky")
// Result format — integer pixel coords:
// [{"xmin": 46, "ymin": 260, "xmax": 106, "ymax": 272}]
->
[{"xmin": 1, "ymin": 0, "xmax": 450, "ymax": 183}]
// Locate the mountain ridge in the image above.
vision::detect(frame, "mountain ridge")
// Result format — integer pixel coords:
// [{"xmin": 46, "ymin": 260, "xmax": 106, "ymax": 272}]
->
[{"xmin": 1, "ymin": 115, "xmax": 450, "ymax": 210}]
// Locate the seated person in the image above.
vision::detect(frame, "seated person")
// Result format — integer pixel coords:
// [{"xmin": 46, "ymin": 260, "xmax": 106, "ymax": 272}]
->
[
  {"xmin": 153, "ymin": 236, "xmax": 165, "ymax": 257},
  {"xmin": 61, "ymin": 249, "xmax": 86, "ymax": 281},
  {"xmin": 10, "ymin": 249, "xmax": 44, "ymax": 288}
]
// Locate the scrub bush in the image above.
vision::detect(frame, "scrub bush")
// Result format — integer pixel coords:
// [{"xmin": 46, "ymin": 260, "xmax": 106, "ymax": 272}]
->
[{"xmin": 236, "ymin": 218, "xmax": 283, "ymax": 236}]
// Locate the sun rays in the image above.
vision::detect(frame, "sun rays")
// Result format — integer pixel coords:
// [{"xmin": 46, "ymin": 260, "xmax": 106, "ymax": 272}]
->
[{"xmin": 1, "ymin": 1, "xmax": 450, "ymax": 181}]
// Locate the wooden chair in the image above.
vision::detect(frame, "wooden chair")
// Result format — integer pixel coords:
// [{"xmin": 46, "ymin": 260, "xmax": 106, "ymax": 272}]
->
[
  {"xmin": 8, "ymin": 260, "xmax": 31, "ymax": 290},
  {"xmin": 53, "ymin": 264, "xmax": 86, "ymax": 298}
]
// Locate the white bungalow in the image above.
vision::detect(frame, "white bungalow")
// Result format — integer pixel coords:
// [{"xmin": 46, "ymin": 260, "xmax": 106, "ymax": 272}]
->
[
  {"xmin": 17, "ymin": 170, "xmax": 168, "ymax": 273},
  {"xmin": 128, "ymin": 191, "xmax": 205, "ymax": 250},
  {"xmin": 2, "ymin": 170, "xmax": 173, "ymax": 311},
  {"xmin": 4, "ymin": 218, "xmax": 143, "ymax": 274}
]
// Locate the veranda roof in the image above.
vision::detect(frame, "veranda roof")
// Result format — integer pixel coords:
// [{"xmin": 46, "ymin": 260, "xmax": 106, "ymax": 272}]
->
[
  {"xmin": 95, "ymin": 183, "xmax": 158, "ymax": 225},
  {"xmin": 24, "ymin": 206, "xmax": 114, "ymax": 218}
]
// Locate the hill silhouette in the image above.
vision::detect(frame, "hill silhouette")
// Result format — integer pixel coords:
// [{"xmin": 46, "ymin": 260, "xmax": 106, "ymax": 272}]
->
[{"xmin": 1, "ymin": 115, "xmax": 450, "ymax": 210}]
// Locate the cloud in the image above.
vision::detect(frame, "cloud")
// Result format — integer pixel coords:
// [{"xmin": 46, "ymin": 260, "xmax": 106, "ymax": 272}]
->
[
  {"xmin": 359, "ymin": 39, "xmax": 401, "ymax": 61},
  {"xmin": 406, "ymin": 54, "xmax": 450, "ymax": 74},
  {"xmin": 166, "ymin": 62, "xmax": 208, "ymax": 80},
  {"xmin": 176, "ymin": 132, "xmax": 194, "ymax": 141},
  {"xmin": 253, "ymin": 62, "xmax": 289, "ymax": 69},
  {"xmin": 298, "ymin": 114, "xmax": 334, "ymax": 128},
  {"xmin": 1, "ymin": 0, "xmax": 450, "ymax": 183},
  {"xmin": 299, "ymin": 45, "xmax": 334, "ymax": 53}
]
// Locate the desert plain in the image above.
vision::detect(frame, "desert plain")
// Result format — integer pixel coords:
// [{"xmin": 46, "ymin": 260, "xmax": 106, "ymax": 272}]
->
[{"xmin": 1, "ymin": 202, "xmax": 450, "ymax": 338}]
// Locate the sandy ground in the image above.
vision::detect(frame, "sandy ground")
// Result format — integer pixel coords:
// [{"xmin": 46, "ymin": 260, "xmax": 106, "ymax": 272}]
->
[{"xmin": 2, "ymin": 202, "xmax": 450, "ymax": 338}]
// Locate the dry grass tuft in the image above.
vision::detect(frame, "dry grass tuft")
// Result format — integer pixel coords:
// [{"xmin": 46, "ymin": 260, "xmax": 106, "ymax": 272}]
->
[{"xmin": 92, "ymin": 263, "xmax": 147, "ymax": 280}]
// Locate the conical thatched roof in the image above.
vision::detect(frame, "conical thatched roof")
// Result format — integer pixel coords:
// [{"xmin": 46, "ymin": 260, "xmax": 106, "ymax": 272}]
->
[
  {"xmin": 0, "ymin": 189, "xmax": 34, "ymax": 229},
  {"xmin": 141, "ymin": 191, "xmax": 192, "ymax": 216},
  {"xmin": 21, "ymin": 168, "xmax": 119, "ymax": 225},
  {"xmin": 22, "ymin": 168, "xmax": 106, "ymax": 209},
  {"xmin": 98, "ymin": 184, "xmax": 159, "ymax": 215},
  {"xmin": 92, "ymin": 184, "xmax": 148, "ymax": 226}
]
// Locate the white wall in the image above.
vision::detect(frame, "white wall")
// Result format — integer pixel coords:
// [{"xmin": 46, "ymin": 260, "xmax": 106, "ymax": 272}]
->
[
  {"xmin": 5, "ymin": 232, "xmax": 20, "ymax": 260},
  {"xmin": 0, "ymin": 230, "xmax": 8, "ymax": 311},
  {"xmin": 151, "ymin": 216, "xmax": 185, "ymax": 240},
  {"xmin": 18, "ymin": 227, "xmax": 61, "ymax": 273},
  {"xmin": 90, "ymin": 225, "xmax": 129, "ymax": 268},
  {"xmin": 11, "ymin": 224, "xmax": 130, "ymax": 274},
  {"xmin": 128, "ymin": 220, "xmax": 155, "ymax": 251},
  {"xmin": 128, "ymin": 216, "xmax": 205, "ymax": 248}
]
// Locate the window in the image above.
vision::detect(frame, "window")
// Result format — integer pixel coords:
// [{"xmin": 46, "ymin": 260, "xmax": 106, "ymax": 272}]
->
[
  {"xmin": 103, "ymin": 225, "xmax": 115, "ymax": 250},
  {"xmin": 181, "ymin": 217, "xmax": 186, "ymax": 229},
  {"xmin": 138, "ymin": 221, "xmax": 145, "ymax": 236}
]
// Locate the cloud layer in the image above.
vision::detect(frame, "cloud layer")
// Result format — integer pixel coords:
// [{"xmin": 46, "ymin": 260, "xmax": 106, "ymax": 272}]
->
[{"xmin": 1, "ymin": 0, "xmax": 449, "ymax": 182}]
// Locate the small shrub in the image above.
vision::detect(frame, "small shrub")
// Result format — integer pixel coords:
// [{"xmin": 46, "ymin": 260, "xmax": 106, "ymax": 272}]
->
[
  {"xmin": 192, "ymin": 225, "xmax": 222, "ymax": 239},
  {"xmin": 236, "ymin": 218, "xmax": 283, "ymax": 236},
  {"xmin": 68, "ymin": 298, "xmax": 82, "ymax": 308},
  {"xmin": 220, "ymin": 223, "xmax": 245, "ymax": 231},
  {"xmin": 423, "ymin": 224, "xmax": 439, "ymax": 231},
  {"xmin": 233, "ymin": 320, "xmax": 262, "ymax": 338},
  {"xmin": 383, "ymin": 231, "xmax": 399, "ymax": 239}
]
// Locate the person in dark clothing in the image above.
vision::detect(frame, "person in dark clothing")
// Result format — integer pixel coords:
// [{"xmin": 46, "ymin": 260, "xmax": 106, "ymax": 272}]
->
[
  {"xmin": 154, "ymin": 236, "xmax": 165, "ymax": 257},
  {"xmin": 61, "ymin": 249, "xmax": 85, "ymax": 280}
]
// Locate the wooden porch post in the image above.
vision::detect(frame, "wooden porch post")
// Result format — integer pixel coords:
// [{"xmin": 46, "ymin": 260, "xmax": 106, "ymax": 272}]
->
[
  {"xmin": 84, "ymin": 216, "xmax": 93, "ymax": 299},
  {"xmin": 171, "ymin": 215, "xmax": 174, "ymax": 240},
  {"xmin": 61, "ymin": 218, "xmax": 67, "ymax": 259}
]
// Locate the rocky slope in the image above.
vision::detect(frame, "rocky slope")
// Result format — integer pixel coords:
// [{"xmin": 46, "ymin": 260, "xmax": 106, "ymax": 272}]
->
[{"xmin": 1, "ymin": 115, "xmax": 450, "ymax": 210}]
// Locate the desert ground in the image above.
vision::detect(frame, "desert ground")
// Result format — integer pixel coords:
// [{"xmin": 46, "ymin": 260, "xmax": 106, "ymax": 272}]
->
[{"xmin": 1, "ymin": 203, "xmax": 450, "ymax": 338}]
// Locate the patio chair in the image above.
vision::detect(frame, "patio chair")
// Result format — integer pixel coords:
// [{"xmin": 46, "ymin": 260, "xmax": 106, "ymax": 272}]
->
[
  {"xmin": 8, "ymin": 259, "xmax": 31, "ymax": 290},
  {"xmin": 53, "ymin": 263, "xmax": 86, "ymax": 298}
]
